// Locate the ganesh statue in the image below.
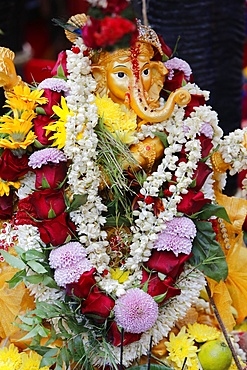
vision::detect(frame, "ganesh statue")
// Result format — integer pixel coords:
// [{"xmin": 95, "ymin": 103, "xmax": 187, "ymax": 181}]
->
[{"xmin": 1, "ymin": 7, "xmax": 247, "ymax": 370}]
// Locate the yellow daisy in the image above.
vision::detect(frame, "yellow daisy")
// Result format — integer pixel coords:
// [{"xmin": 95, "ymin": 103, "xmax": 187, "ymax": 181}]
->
[
  {"xmin": 4, "ymin": 85, "xmax": 48, "ymax": 110},
  {"xmin": 44, "ymin": 96, "xmax": 73, "ymax": 149},
  {"xmin": 0, "ymin": 344, "xmax": 22, "ymax": 370},
  {"xmin": 20, "ymin": 351, "xmax": 50, "ymax": 370},
  {"xmin": 0, "ymin": 179, "xmax": 20, "ymax": 196},
  {"xmin": 95, "ymin": 95, "xmax": 137, "ymax": 144},
  {"xmin": 165, "ymin": 326, "xmax": 198, "ymax": 369},
  {"xmin": 187, "ymin": 322, "xmax": 221, "ymax": 343}
]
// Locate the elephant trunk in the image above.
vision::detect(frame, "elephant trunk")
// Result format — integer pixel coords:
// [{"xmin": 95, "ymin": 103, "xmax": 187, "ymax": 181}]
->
[{"xmin": 130, "ymin": 84, "xmax": 191, "ymax": 123}]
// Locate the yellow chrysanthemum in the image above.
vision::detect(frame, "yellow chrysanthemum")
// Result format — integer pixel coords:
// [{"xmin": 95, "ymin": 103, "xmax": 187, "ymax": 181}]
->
[
  {"xmin": 44, "ymin": 96, "xmax": 73, "ymax": 149},
  {"xmin": 187, "ymin": 322, "xmax": 221, "ymax": 343},
  {"xmin": 0, "ymin": 179, "xmax": 20, "ymax": 196},
  {"xmin": 110, "ymin": 267, "xmax": 130, "ymax": 283},
  {"xmin": 0, "ymin": 344, "xmax": 22, "ymax": 370},
  {"xmin": 165, "ymin": 326, "xmax": 198, "ymax": 369},
  {"xmin": 4, "ymin": 85, "xmax": 48, "ymax": 110},
  {"xmin": 95, "ymin": 95, "xmax": 137, "ymax": 144},
  {"xmin": 20, "ymin": 351, "xmax": 50, "ymax": 370},
  {"xmin": 0, "ymin": 109, "xmax": 36, "ymax": 149}
]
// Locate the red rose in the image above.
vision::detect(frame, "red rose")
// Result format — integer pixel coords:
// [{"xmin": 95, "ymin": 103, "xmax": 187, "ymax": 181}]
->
[
  {"xmin": 192, "ymin": 162, "xmax": 212, "ymax": 191},
  {"xmin": 184, "ymin": 94, "xmax": 206, "ymax": 118},
  {"xmin": 66, "ymin": 268, "xmax": 97, "ymax": 298},
  {"xmin": 141, "ymin": 269, "xmax": 181, "ymax": 304},
  {"xmin": 38, "ymin": 212, "xmax": 76, "ymax": 246},
  {"xmin": 0, "ymin": 193, "xmax": 14, "ymax": 219},
  {"xmin": 0, "ymin": 149, "xmax": 29, "ymax": 181},
  {"xmin": 198, "ymin": 134, "xmax": 213, "ymax": 158},
  {"xmin": 33, "ymin": 115, "xmax": 55, "ymax": 145},
  {"xmin": 107, "ymin": 321, "xmax": 141, "ymax": 347},
  {"xmin": 177, "ymin": 188, "xmax": 211, "ymax": 215},
  {"xmin": 163, "ymin": 70, "xmax": 185, "ymax": 93},
  {"xmin": 81, "ymin": 286, "xmax": 115, "ymax": 322},
  {"xmin": 50, "ymin": 51, "xmax": 68, "ymax": 77},
  {"xmin": 40, "ymin": 89, "xmax": 62, "ymax": 116},
  {"xmin": 15, "ymin": 198, "xmax": 37, "ymax": 226},
  {"xmin": 145, "ymin": 249, "xmax": 191, "ymax": 279},
  {"xmin": 28, "ymin": 188, "xmax": 66, "ymax": 219},
  {"xmin": 34, "ymin": 162, "xmax": 67, "ymax": 189}
]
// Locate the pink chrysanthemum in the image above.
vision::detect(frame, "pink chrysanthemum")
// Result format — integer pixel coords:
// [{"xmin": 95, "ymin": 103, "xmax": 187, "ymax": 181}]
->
[
  {"xmin": 38, "ymin": 78, "xmax": 69, "ymax": 94},
  {"xmin": 114, "ymin": 288, "xmax": 158, "ymax": 334},
  {"xmin": 28, "ymin": 148, "xmax": 67, "ymax": 169},
  {"xmin": 54, "ymin": 258, "xmax": 93, "ymax": 287},
  {"xmin": 200, "ymin": 122, "xmax": 214, "ymax": 139},
  {"xmin": 155, "ymin": 232, "xmax": 193, "ymax": 256},
  {"xmin": 154, "ymin": 216, "xmax": 196, "ymax": 256},
  {"xmin": 49, "ymin": 242, "xmax": 87, "ymax": 269},
  {"xmin": 164, "ymin": 57, "xmax": 192, "ymax": 81}
]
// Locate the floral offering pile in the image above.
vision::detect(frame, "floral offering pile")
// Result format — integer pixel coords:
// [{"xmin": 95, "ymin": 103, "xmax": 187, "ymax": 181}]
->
[{"xmin": 1, "ymin": 0, "xmax": 247, "ymax": 369}]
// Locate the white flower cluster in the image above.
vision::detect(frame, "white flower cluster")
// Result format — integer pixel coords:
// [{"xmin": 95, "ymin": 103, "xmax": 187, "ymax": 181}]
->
[
  {"xmin": 65, "ymin": 38, "xmax": 109, "ymax": 273},
  {"xmin": 218, "ymin": 127, "xmax": 247, "ymax": 175}
]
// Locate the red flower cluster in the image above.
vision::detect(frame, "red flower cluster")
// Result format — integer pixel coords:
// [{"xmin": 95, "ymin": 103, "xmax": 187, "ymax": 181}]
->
[{"xmin": 82, "ymin": 16, "xmax": 137, "ymax": 50}]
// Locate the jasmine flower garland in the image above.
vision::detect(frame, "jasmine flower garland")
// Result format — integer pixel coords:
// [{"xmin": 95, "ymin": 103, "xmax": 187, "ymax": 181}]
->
[{"xmin": 65, "ymin": 38, "xmax": 110, "ymax": 273}]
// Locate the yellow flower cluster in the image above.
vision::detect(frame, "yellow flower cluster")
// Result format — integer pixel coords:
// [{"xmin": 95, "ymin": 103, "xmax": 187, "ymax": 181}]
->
[
  {"xmin": 45, "ymin": 96, "xmax": 74, "ymax": 149},
  {"xmin": 0, "ymin": 344, "xmax": 50, "ymax": 370},
  {"xmin": 0, "ymin": 85, "xmax": 47, "ymax": 150},
  {"xmin": 95, "ymin": 95, "xmax": 137, "ymax": 144}
]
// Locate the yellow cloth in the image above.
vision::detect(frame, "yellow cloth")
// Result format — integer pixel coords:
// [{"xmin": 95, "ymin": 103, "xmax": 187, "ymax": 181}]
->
[
  {"xmin": 0, "ymin": 262, "xmax": 35, "ymax": 339},
  {"xmin": 207, "ymin": 190, "xmax": 247, "ymax": 330}
]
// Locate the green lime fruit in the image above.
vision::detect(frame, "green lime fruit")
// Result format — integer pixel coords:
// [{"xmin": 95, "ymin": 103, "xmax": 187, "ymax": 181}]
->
[{"xmin": 198, "ymin": 339, "xmax": 232, "ymax": 370}]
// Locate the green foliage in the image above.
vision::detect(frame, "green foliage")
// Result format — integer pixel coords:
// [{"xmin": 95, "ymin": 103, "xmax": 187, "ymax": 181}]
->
[{"xmin": 189, "ymin": 220, "xmax": 228, "ymax": 282}]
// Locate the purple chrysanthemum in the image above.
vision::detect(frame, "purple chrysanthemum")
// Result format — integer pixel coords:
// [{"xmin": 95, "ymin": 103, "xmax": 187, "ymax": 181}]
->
[
  {"xmin": 154, "ymin": 216, "xmax": 196, "ymax": 256},
  {"xmin": 28, "ymin": 148, "xmax": 67, "ymax": 169},
  {"xmin": 49, "ymin": 242, "xmax": 87, "ymax": 269},
  {"xmin": 38, "ymin": 78, "xmax": 69, "ymax": 94},
  {"xmin": 114, "ymin": 288, "xmax": 158, "ymax": 334},
  {"xmin": 155, "ymin": 232, "xmax": 193, "ymax": 256},
  {"xmin": 200, "ymin": 122, "xmax": 214, "ymax": 139},
  {"xmin": 164, "ymin": 57, "xmax": 192, "ymax": 81},
  {"xmin": 54, "ymin": 258, "xmax": 93, "ymax": 287}
]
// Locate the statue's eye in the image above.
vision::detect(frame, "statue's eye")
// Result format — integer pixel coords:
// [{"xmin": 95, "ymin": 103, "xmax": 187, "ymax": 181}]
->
[
  {"xmin": 117, "ymin": 72, "xmax": 125, "ymax": 78},
  {"xmin": 143, "ymin": 68, "xmax": 149, "ymax": 76}
]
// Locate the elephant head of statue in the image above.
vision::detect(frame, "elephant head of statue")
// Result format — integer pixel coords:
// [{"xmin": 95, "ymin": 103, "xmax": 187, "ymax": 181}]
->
[{"xmin": 90, "ymin": 39, "xmax": 191, "ymax": 123}]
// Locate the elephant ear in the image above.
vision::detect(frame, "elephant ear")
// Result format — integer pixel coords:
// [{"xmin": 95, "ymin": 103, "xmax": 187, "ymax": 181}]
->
[
  {"xmin": 149, "ymin": 61, "xmax": 168, "ymax": 104},
  {"xmin": 91, "ymin": 65, "xmax": 108, "ymax": 96}
]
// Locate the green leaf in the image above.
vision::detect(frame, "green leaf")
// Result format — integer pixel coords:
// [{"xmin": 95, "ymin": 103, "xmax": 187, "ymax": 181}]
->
[
  {"xmin": 189, "ymin": 220, "xmax": 228, "ymax": 282},
  {"xmin": 42, "ymin": 176, "xmax": 51, "ymax": 189},
  {"xmin": 153, "ymin": 292, "xmax": 167, "ymax": 303},
  {"xmin": 67, "ymin": 193, "xmax": 88, "ymax": 212},
  {"xmin": 129, "ymin": 364, "xmax": 173, "ymax": 370},
  {"xmin": 23, "ymin": 249, "xmax": 45, "ymax": 261},
  {"xmin": 34, "ymin": 139, "xmax": 46, "ymax": 149},
  {"xmin": 7, "ymin": 269, "xmax": 27, "ymax": 288},
  {"xmin": 36, "ymin": 107, "xmax": 46, "ymax": 115},
  {"xmin": 195, "ymin": 203, "xmax": 231, "ymax": 223},
  {"xmin": 48, "ymin": 207, "xmax": 56, "ymax": 218},
  {"xmin": 27, "ymin": 260, "xmax": 48, "ymax": 274},
  {"xmin": 0, "ymin": 250, "xmax": 26, "ymax": 269},
  {"xmin": 56, "ymin": 64, "xmax": 66, "ymax": 79},
  {"xmin": 153, "ymin": 131, "xmax": 168, "ymax": 147},
  {"xmin": 40, "ymin": 356, "xmax": 57, "ymax": 368}
]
